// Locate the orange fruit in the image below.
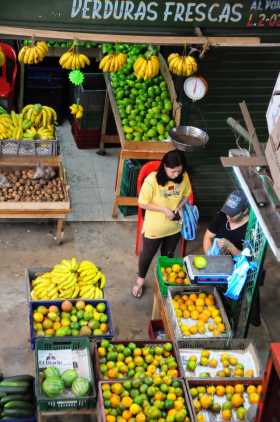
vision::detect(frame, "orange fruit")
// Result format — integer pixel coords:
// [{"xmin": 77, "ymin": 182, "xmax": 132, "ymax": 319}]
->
[
  {"xmin": 98, "ymin": 347, "xmax": 106, "ymax": 357},
  {"xmin": 247, "ymin": 385, "xmax": 256, "ymax": 395},
  {"xmin": 130, "ymin": 404, "xmax": 141, "ymax": 415},
  {"xmin": 122, "ymin": 410, "xmax": 132, "ymax": 420},
  {"xmin": 33, "ymin": 312, "xmax": 44, "ymax": 322},
  {"xmin": 136, "ymin": 413, "xmax": 146, "ymax": 422},
  {"xmin": 235, "ymin": 384, "xmax": 245, "ymax": 394},
  {"xmin": 102, "ymin": 383, "xmax": 110, "ymax": 391},
  {"xmin": 190, "ymin": 293, "xmax": 198, "ymax": 302},
  {"xmin": 108, "ymin": 368, "xmax": 117, "ymax": 379},
  {"xmin": 106, "ymin": 416, "xmax": 116, "ymax": 422},
  {"xmin": 122, "ymin": 397, "xmax": 133, "ymax": 408},
  {"xmin": 249, "ymin": 392, "xmax": 260, "ymax": 404},
  {"xmin": 110, "ymin": 394, "xmax": 120, "ymax": 408},
  {"xmin": 231, "ymin": 393, "xmax": 244, "ymax": 408},
  {"xmin": 216, "ymin": 386, "xmax": 225, "ymax": 396},
  {"xmin": 111, "ymin": 383, "xmax": 123, "ymax": 395},
  {"xmin": 225, "ymin": 385, "xmax": 235, "ymax": 395},
  {"xmin": 200, "ymin": 394, "xmax": 213, "ymax": 409},
  {"xmin": 221, "ymin": 409, "xmax": 232, "ymax": 421}
]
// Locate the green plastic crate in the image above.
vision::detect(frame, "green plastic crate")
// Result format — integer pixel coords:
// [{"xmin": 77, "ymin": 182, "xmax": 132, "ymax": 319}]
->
[
  {"xmin": 35, "ymin": 337, "xmax": 96, "ymax": 411},
  {"xmin": 156, "ymin": 256, "xmax": 191, "ymax": 297}
]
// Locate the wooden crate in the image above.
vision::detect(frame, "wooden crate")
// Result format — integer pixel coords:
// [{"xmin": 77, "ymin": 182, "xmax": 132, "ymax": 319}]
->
[
  {"xmin": 105, "ymin": 54, "xmax": 180, "ymax": 152},
  {"xmin": 0, "ymin": 155, "xmax": 70, "ymax": 217}
]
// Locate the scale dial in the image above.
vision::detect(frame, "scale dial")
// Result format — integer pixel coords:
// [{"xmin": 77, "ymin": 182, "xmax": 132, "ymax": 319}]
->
[{"xmin": 184, "ymin": 76, "xmax": 208, "ymax": 101}]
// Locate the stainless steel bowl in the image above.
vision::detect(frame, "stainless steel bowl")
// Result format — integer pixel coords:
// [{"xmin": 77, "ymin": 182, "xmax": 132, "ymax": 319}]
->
[{"xmin": 169, "ymin": 126, "xmax": 209, "ymax": 152}]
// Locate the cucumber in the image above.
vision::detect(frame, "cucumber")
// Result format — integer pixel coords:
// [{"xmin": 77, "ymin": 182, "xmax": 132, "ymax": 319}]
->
[
  {"xmin": 2, "ymin": 408, "xmax": 34, "ymax": 417},
  {"xmin": 2, "ymin": 375, "xmax": 34, "ymax": 383},
  {"xmin": 0, "ymin": 385, "xmax": 30, "ymax": 394},
  {"xmin": 4, "ymin": 400, "xmax": 34, "ymax": 409},
  {"xmin": 0, "ymin": 380, "xmax": 30, "ymax": 388},
  {"xmin": 1, "ymin": 394, "xmax": 32, "ymax": 404}
]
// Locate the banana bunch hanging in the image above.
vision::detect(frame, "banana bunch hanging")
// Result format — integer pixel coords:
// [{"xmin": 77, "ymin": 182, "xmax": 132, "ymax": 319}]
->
[
  {"xmin": 0, "ymin": 47, "xmax": 5, "ymax": 67},
  {"xmin": 133, "ymin": 55, "xmax": 160, "ymax": 80},
  {"xmin": 167, "ymin": 53, "xmax": 198, "ymax": 77},
  {"xmin": 99, "ymin": 52, "xmax": 127, "ymax": 73},
  {"xmin": 59, "ymin": 41, "xmax": 90, "ymax": 70},
  {"xmin": 18, "ymin": 41, "xmax": 48, "ymax": 65},
  {"xmin": 70, "ymin": 104, "xmax": 84, "ymax": 119}
]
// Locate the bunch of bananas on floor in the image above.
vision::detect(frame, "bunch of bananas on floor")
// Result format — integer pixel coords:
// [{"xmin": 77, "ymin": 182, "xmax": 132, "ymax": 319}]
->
[
  {"xmin": 133, "ymin": 55, "xmax": 160, "ymax": 80},
  {"xmin": 18, "ymin": 41, "xmax": 48, "ymax": 64},
  {"xmin": 70, "ymin": 103, "xmax": 84, "ymax": 119},
  {"xmin": 30, "ymin": 257, "xmax": 106, "ymax": 300},
  {"xmin": 99, "ymin": 52, "xmax": 127, "ymax": 73},
  {"xmin": 167, "ymin": 54, "xmax": 198, "ymax": 77},
  {"xmin": 0, "ymin": 47, "xmax": 5, "ymax": 67},
  {"xmin": 59, "ymin": 42, "xmax": 90, "ymax": 69}
]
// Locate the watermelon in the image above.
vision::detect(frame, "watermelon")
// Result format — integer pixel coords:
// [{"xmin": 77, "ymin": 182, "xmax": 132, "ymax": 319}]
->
[
  {"xmin": 62, "ymin": 369, "xmax": 78, "ymax": 387},
  {"xmin": 44, "ymin": 367, "xmax": 60, "ymax": 378},
  {"xmin": 71, "ymin": 377, "xmax": 90, "ymax": 397},
  {"xmin": 42, "ymin": 376, "xmax": 64, "ymax": 397}
]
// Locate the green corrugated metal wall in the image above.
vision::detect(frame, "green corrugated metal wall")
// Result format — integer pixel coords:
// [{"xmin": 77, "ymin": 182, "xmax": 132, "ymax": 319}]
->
[{"xmin": 164, "ymin": 46, "xmax": 280, "ymax": 218}]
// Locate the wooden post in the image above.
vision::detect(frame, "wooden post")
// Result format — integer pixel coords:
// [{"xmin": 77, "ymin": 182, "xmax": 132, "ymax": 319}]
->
[
  {"xmin": 56, "ymin": 219, "xmax": 65, "ymax": 244},
  {"xmin": 239, "ymin": 101, "xmax": 264, "ymax": 157},
  {"xmin": 97, "ymin": 91, "xmax": 109, "ymax": 156},
  {"xmin": 112, "ymin": 153, "xmax": 125, "ymax": 218}
]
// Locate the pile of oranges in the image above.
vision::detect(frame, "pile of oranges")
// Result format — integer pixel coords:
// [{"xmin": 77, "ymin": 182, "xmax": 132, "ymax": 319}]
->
[
  {"xmin": 97, "ymin": 340, "xmax": 179, "ymax": 380},
  {"xmin": 171, "ymin": 292, "xmax": 226, "ymax": 337},
  {"xmin": 102, "ymin": 378, "xmax": 191, "ymax": 422},
  {"xmin": 190, "ymin": 383, "xmax": 262, "ymax": 421},
  {"xmin": 160, "ymin": 263, "xmax": 190, "ymax": 285}
]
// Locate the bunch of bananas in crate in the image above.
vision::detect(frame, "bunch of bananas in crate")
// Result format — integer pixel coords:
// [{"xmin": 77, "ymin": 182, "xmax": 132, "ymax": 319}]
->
[
  {"xmin": 133, "ymin": 55, "xmax": 160, "ymax": 80},
  {"xmin": 59, "ymin": 42, "xmax": 90, "ymax": 69},
  {"xmin": 18, "ymin": 41, "xmax": 48, "ymax": 64},
  {"xmin": 0, "ymin": 104, "xmax": 57, "ymax": 141},
  {"xmin": 31, "ymin": 258, "xmax": 106, "ymax": 300}
]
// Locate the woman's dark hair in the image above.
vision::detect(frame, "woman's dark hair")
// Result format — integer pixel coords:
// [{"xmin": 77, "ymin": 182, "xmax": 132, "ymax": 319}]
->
[{"xmin": 156, "ymin": 149, "xmax": 187, "ymax": 186}]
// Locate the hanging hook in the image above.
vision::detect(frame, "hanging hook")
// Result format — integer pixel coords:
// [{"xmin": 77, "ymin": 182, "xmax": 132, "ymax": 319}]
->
[{"xmin": 199, "ymin": 39, "xmax": 210, "ymax": 59}]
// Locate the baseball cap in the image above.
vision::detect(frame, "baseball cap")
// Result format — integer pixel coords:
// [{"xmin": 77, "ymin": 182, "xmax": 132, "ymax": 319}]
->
[{"xmin": 221, "ymin": 190, "xmax": 249, "ymax": 217}]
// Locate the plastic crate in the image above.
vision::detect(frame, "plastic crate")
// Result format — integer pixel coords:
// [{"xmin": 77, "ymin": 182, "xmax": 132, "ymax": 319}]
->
[
  {"xmin": 186, "ymin": 379, "xmax": 262, "ymax": 422},
  {"xmin": 166, "ymin": 285, "xmax": 232, "ymax": 343},
  {"xmin": 176, "ymin": 338, "xmax": 262, "ymax": 383},
  {"xmin": 156, "ymin": 256, "xmax": 191, "ymax": 297},
  {"xmin": 98, "ymin": 379, "xmax": 195, "ymax": 422},
  {"xmin": 35, "ymin": 337, "xmax": 96, "ymax": 411},
  {"xmin": 94, "ymin": 340, "xmax": 181, "ymax": 381},
  {"xmin": 30, "ymin": 299, "xmax": 114, "ymax": 349},
  {"xmin": 72, "ymin": 120, "xmax": 101, "ymax": 149},
  {"xmin": 0, "ymin": 137, "xmax": 58, "ymax": 156}
]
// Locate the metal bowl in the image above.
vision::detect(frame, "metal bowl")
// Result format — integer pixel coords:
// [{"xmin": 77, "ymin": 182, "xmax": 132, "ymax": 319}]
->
[{"xmin": 169, "ymin": 126, "xmax": 209, "ymax": 152}]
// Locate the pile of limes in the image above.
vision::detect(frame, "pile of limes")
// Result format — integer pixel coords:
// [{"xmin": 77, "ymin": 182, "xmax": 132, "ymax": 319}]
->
[
  {"xmin": 101, "ymin": 378, "xmax": 191, "ymax": 422},
  {"xmin": 97, "ymin": 340, "xmax": 179, "ymax": 380},
  {"xmin": 110, "ymin": 44, "xmax": 175, "ymax": 142}
]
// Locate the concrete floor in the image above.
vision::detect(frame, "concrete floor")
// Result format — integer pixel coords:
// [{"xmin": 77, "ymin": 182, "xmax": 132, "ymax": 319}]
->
[{"xmin": 0, "ymin": 220, "xmax": 279, "ymax": 420}]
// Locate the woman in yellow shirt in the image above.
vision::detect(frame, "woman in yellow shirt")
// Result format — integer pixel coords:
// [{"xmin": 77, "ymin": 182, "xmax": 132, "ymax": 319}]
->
[{"xmin": 132, "ymin": 150, "xmax": 191, "ymax": 298}]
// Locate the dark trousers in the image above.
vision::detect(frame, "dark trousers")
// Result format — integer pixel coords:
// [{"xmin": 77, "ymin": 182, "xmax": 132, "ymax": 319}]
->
[{"xmin": 138, "ymin": 232, "xmax": 181, "ymax": 278}]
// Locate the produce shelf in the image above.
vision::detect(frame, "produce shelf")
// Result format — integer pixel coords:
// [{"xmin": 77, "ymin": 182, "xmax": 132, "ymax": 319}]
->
[
  {"xmin": 0, "ymin": 156, "xmax": 70, "ymax": 243},
  {"xmin": 30, "ymin": 299, "xmax": 114, "ymax": 349},
  {"xmin": 35, "ymin": 337, "xmax": 96, "ymax": 411},
  {"xmin": 177, "ymin": 338, "xmax": 262, "ymax": 383},
  {"xmin": 94, "ymin": 339, "xmax": 182, "ymax": 381},
  {"xmin": 98, "ymin": 378, "xmax": 195, "ymax": 422},
  {"xmin": 166, "ymin": 285, "xmax": 232, "ymax": 342},
  {"xmin": 104, "ymin": 54, "xmax": 181, "ymax": 151}
]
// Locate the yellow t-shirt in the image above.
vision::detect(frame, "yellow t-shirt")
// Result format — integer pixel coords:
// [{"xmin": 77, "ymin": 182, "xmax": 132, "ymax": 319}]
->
[{"xmin": 138, "ymin": 171, "xmax": 191, "ymax": 239}]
